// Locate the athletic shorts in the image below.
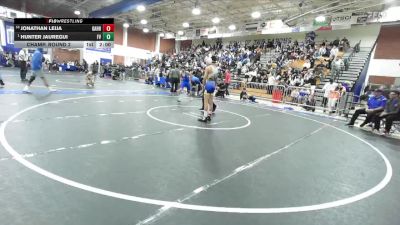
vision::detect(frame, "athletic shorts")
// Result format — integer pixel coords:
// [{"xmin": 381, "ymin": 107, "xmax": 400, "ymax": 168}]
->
[
  {"xmin": 181, "ymin": 82, "xmax": 190, "ymax": 91},
  {"xmin": 31, "ymin": 70, "xmax": 45, "ymax": 78},
  {"xmin": 205, "ymin": 81, "xmax": 216, "ymax": 94}
]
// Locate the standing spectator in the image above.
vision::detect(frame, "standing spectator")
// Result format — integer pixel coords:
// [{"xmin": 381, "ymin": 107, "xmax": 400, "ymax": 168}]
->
[
  {"xmin": 330, "ymin": 56, "xmax": 343, "ymax": 81},
  {"xmin": 0, "ymin": 73, "xmax": 4, "ymax": 88},
  {"xmin": 0, "ymin": 46, "xmax": 4, "ymax": 88},
  {"xmin": 224, "ymin": 69, "xmax": 231, "ymax": 96},
  {"xmin": 328, "ymin": 45, "xmax": 339, "ymax": 69},
  {"xmin": 333, "ymin": 37, "xmax": 340, "ymax": 47},
  {"xmin": 18, "ymin": 48, "xmax": 29, "ymax": 82},
  {"xmin": 328, "ymin": 86, "xmax": 341, "ymax": 113},
  {"xmin": 82, "ymin": 59, "xmax": 88, "ymax": 72},
  {"xmin": 322, "ymin": 79, "xmax": 337, "ymax": 109},
  {"xmin": 346, "ymin": 89, "xmax": 387, "ymax": 127},
  {"xmin": 237, "ymin": 60, "xmax": 242, "ymax": 76}
]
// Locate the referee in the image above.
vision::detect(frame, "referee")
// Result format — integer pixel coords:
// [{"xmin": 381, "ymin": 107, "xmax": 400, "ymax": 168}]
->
[{"xmin": 18, "ymin": 48, "xmax": 28, "ymax": 82}]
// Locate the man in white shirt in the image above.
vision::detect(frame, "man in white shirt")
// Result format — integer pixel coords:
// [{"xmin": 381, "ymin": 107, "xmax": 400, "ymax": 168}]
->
[
  {"xmin": 18, "ymin": 48, "xmax": 29, "ymax": 82},
  {"xmin": 303, "ymin": 59, "xmax": 311, "ymax": 69},
  {"xmin": 330, "ymin": 46, "xmax": 339, "ymax": 59},
  {"xmin": 322, "ymin": 79, "xmax": 338, "ymax": 109},
  {"xmin": 331, "ymin": 56, "xmax": 343, "ymax": 81},
  {"xmin": 318, "ymin": 45, "xmax": 326, "ymax": 57},
  {"xmin": 236, "ymin": 60, "xmax": 242, "ymax": 76}
]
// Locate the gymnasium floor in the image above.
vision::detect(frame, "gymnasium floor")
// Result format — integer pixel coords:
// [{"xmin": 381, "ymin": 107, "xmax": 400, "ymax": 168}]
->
[{"xmin": 0, "ymin": 68, "xmax": 399, "ymax": 225}]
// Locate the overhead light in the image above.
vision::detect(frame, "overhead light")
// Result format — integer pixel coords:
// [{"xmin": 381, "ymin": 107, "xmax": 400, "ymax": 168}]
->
[
  {"xmin": 212, "ymin": 17, "xmax": 220, "ymax": 24},
  {"xmin": 251, "ymin": 11, "xmax": 261, "ymax": 19},
  {"xmin": 192, "ymin": 7, "xmax": 201, "ymax": 15},
  {"xmin": 182, "ymin": 22, "xmax": 190, "ymax": 28},
  {"xmin": 178, "ymin": 31, "xmax": 184, "ymax": 35},
  {"xmin": 228, "ymin": 24, "xmax": 236, "ymax": 31},
  {"xmin": 159, "ymin": 33, "xmax": 165, "ymax": 37},
  {"xmin": 123, "ymin": 23, "xmax": 130, "ymax": 28},
  {"xmin": 74, "ymin": 10, "xmax": 80, "ymax": 15},
  {"xmin": 143, "ymin": 28, "xmax": 149, "ymax": 33},
  {"xmin": 140, "ymin": 19, "xmax": 148, "ymax": 25},
  {"xmin": 315, "ymin": 15, "xmax": 326, "ymax": 22},
  {"xmin": 137, "ymin": 5, "xmax": 146, "ymax": 12}
]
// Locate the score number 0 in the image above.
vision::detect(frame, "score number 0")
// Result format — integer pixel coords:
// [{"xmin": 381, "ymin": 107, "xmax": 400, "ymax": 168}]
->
[{"xmin": 102, "ymin": 24, "xmax": 114, "ymax": 32}]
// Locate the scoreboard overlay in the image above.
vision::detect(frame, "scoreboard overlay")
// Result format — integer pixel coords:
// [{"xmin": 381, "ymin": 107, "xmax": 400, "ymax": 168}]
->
[{"xmin": 14, "ymin": 18, "xmax": 114, "ymax": 48}]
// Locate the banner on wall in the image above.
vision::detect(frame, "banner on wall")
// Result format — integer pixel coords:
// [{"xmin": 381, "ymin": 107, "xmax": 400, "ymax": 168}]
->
[
  {"xmin": 351, "ymin": 12, "xmax": 384, "ymax": 24},
  {"xmin": 331, "ymin": 13, "xmax": 352, "ymax": 25},
  {"xmin": 313, "ymin": 18, "xmax": 330, "ymax": 27},
  {"xmin": 316, "ymin": 26, "xmax": 332, "ymax": 31},
  {"xmin": 1, "ymin": 20, "xmax": 20, "ymax": 53},
  {"xmin": 186, "ymin": 30, "xmax": 195, "ymax": 38},
  {"xmin": 199, "ymin": 28, "xmax": 208, "ymax": 37}
]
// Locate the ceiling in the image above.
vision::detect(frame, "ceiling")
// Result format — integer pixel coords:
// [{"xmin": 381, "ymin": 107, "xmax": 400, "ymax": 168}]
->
[
  {"xmin": 1, "ymin": 0, "xmax": 398, "ymax": 34},
  {"xmin": 113, "ymin": 0, "xmax": 395, "ymax": 33}
]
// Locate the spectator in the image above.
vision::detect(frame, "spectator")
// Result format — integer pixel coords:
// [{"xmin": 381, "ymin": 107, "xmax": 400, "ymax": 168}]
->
[
  {"xmin": 328, "ymin": 86, "xmax": 341, "ymax": 113},
  {"xmin": 224, "ymin": 69, "xmax": 231, "ymax": 96},
  {"xmin": 330, "ymin": 56, "xmax": 343, "ymax": 81},
  {"xmin": 322, "ymin": 79, "xmax": 337, "ymax": 110},
  {"xmin": 346, "ymin": 89, "xmax": 387, "ymax": 127},
  {"xmin": 18, "ymin": 48, "xmax": 29, "ymax": 82},
  {"xmin": 240, "ymin": 87, "xmax": 256, "ymax": 102},
  {"xmin": 372, "ymin": 90, "xmax": 400, "ymax": 135}
]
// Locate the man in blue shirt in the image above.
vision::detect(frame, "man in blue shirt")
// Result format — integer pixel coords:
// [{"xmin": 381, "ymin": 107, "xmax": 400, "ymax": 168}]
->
[
  {"xmin": 23, "ymin": 48, "xmax": 56, "ymax": 93},
  {"xmin": 346, "ymin": 89, "xmax": 387, "ymax": 127},
  {"xmin": 372, "ymin": 90, "xmax": 400, "ymax": 135}
]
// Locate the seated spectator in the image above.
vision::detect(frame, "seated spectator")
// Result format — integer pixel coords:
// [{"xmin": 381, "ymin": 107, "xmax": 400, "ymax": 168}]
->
[
  {"xmin": 303, "ymin": 60, "xmax": 311, "ymax": 69},
  {"xmin": 346, "ymin": 89, "xmax": 387, "ymax": 127},
  {"xmin": 372, "ymin": 90, "xmax": 400, "ymax": 135},
  {"xmin": 240, "ymin": 87, "xmax": 257, "ymax": 103}
]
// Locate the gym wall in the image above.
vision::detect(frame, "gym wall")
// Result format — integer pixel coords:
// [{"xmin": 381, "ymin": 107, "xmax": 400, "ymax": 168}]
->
[{"xmin": 52, "ymin": 48, "xmax": 80, "ymax": 63}]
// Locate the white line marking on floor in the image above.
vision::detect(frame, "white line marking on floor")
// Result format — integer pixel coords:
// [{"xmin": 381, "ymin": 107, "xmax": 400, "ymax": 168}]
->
[
  {"xmin": 182, "ymin": 112, "xmax": 201, "ymax": 119},
  {"xmin": 9, "ymin": 111, "xmax": 145, "ymax": 123},
  {"xmin": 135, "ymin": 126, "xmax": 326, "ymax": 224},
  {"xmin": 100, "ymin": 140, "xmax": 116, "ymax": 145},
  {"xmin": 148, "ymin": 105, "xmax": 251, "ymax": 130},
  {"xmin": 77, "ymin": 143, "xmax": 96, "ymax": 149},
  {"xmin": 0, "ymin": 95, "xmax": 392, "ymax": 214},
  {"xmin": 5, "ymin": 81, "xmax": 155, "ymax": 92},
  {"xmin": 188, "ymin": 112, "xmax": 201, "ymax": 117}
]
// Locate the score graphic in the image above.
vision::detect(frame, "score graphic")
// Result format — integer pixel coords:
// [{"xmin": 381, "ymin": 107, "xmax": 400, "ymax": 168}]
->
[{"xmin": 14, "ymin": 18, "xmax": 115, "ymax": 49}]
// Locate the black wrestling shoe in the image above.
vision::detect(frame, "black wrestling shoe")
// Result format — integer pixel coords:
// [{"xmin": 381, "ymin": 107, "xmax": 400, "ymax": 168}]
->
[
  {"xmin": 206, "ymin": 116, "xmax": 211, "ymax": 121},
  {"xmin": 198, "ymin": 117, "xmax": 207, "ymax": 122},
  {"xmin": 212, "ymin": 104, "xmax": 217, "ymax": 112}
]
